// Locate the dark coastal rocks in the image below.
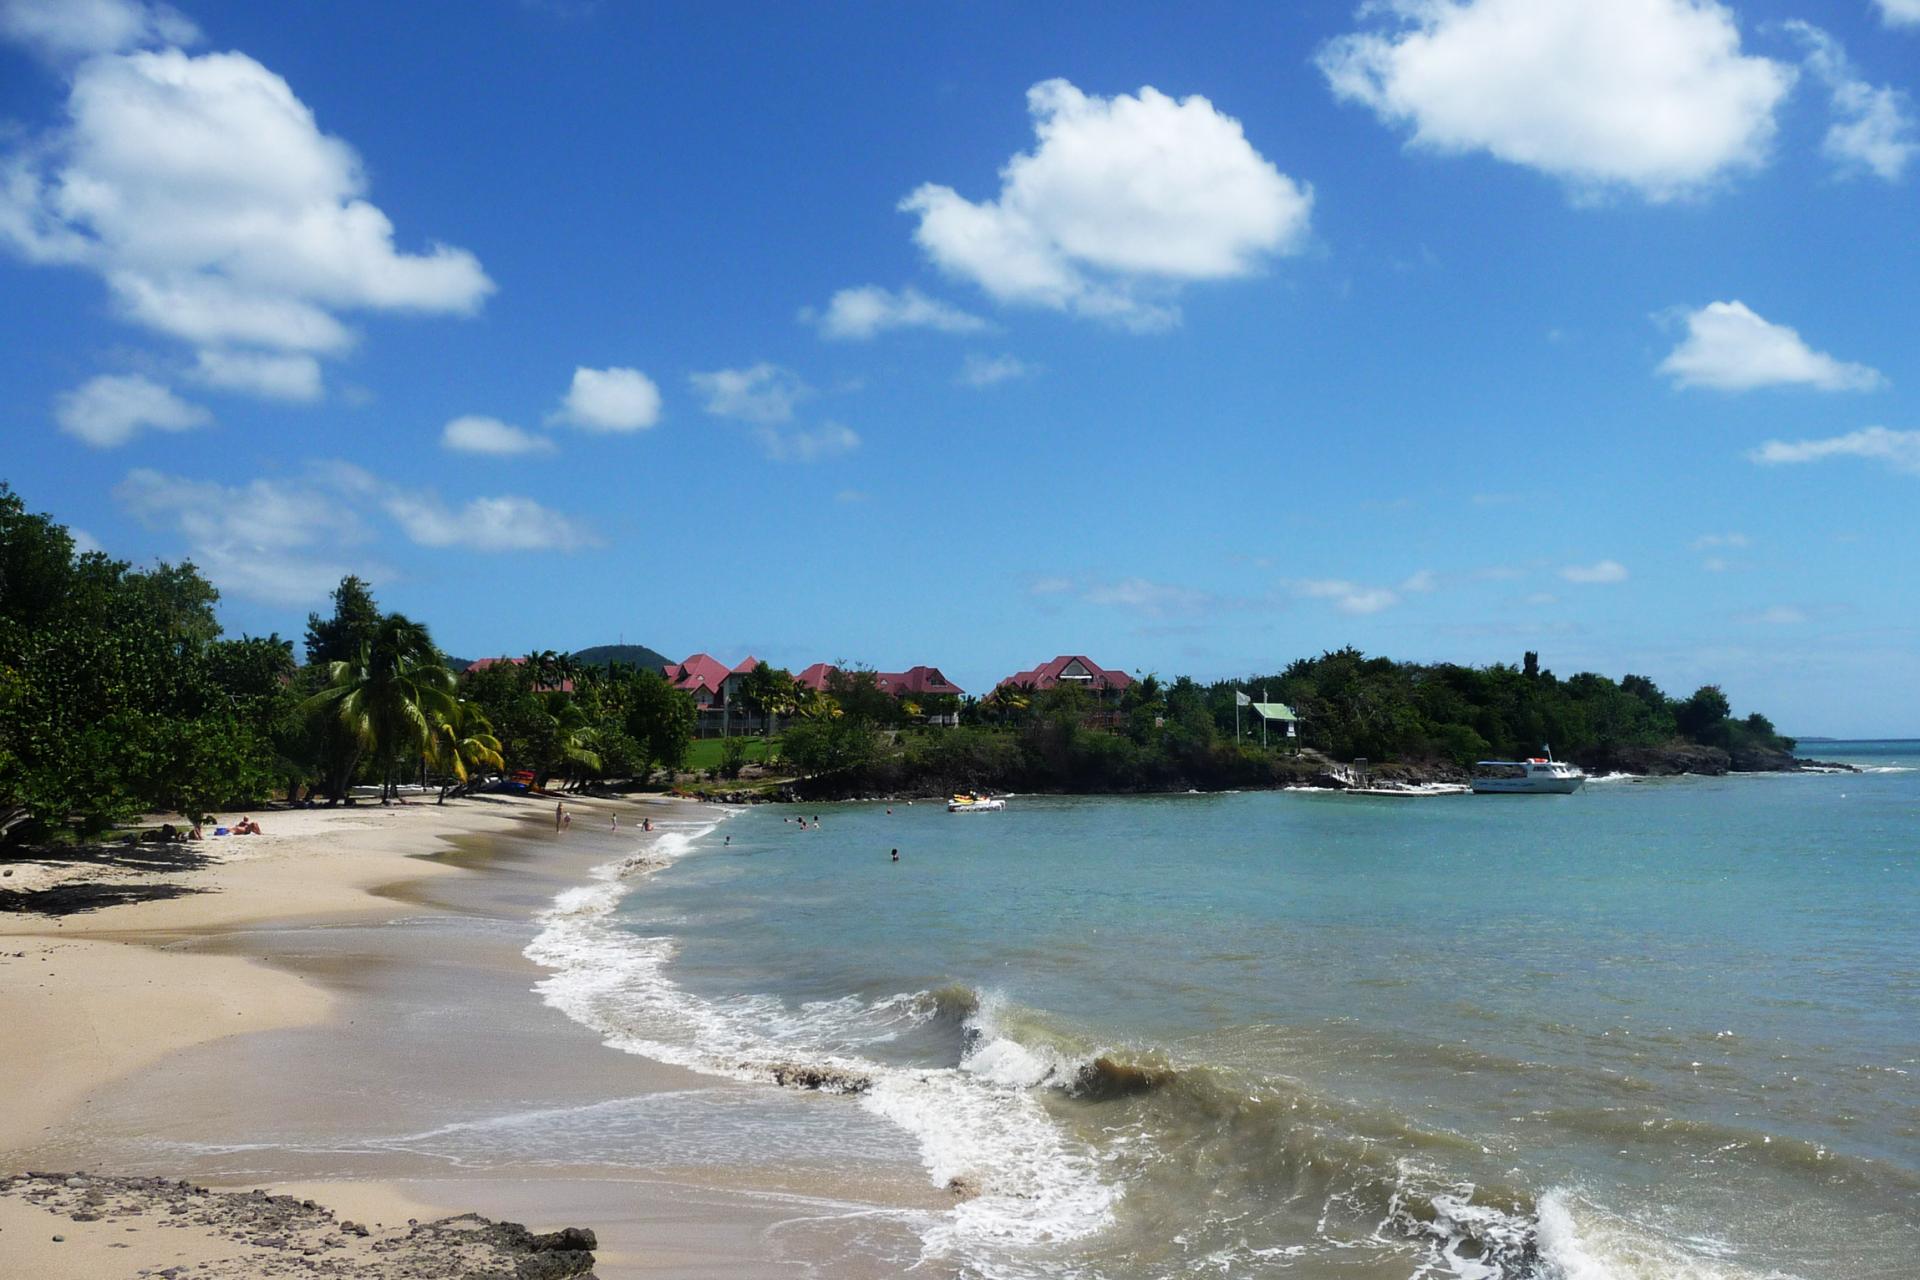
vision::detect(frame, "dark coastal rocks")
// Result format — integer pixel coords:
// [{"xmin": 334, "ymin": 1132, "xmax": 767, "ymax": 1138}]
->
[
  {"xmin": 762, "ymin": 1060, "xmax": 874, "ymax": 1093},
  {"xmin": 0, "ymin": 1173, "xmax": 602, "ymax": 1278},
  {"xmin": 1729, "ymin": 746, "xmax": 1858, "ymax": 773},
  {"xmin": 1585, "ymin": 742, "xmax": 1859, "ymax": 777},
  {"xmin": 1586, "ymin": 743, "xmax": 1731, "ymax": 777}
]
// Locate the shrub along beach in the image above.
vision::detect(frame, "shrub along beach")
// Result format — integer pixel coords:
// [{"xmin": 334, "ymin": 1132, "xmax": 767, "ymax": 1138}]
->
[{"xmin": 0, "ymin": 484, "xmax": 1819, "ymax": 847}]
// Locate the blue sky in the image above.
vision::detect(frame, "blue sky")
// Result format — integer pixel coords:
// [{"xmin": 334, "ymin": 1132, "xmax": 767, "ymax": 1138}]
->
[{"xmin": 2, "ymin": 0, "xmax": 1916, "ymax": 735}]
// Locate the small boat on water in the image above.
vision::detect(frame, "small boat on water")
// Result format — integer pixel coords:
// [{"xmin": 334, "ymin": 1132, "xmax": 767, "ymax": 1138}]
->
[
  {"xmin": 1471, "ymin": 748, "xmax": 1585, "ymax": 794},
  {"xmin": 948, "ymin": 792, "xmax": 1005, "ymax": 813}
]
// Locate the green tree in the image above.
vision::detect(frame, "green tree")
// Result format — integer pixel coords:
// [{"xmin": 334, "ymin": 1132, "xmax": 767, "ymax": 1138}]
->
[
  {"xmin": 304, "ymin": 613, "xmax": 456, "ymax": 801},
  {"xmin": 303, "ymin": 575, "xmax": 380, "ymax": 666},
  {"xmin": 737, "ymin": 662, "xmax": 798, "ymax": 731},
  {"xmin": 624, "ymin": 670, "xmax": 695, "ymax": 778},
  {"xmin": 429, "ymin": 700, "xmax": 506, "ymax": 801}
]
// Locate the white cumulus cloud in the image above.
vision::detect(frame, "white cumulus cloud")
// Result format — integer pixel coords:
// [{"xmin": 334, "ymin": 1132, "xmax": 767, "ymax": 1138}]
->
[
  {"xmin": 809, "ymin": 285, "xmax": 988, "ymax": 340},
  {"xmin": 1318, "ymin": 0, "xmax": 1793, "ymax": 201},
  {"xmin": 55, "ymin": 372, "xmax": 208, "ymax": 446},
  {"xmin": 115, "ymin": 466, "xmax": 380, "ymax": 605},
  {"xmin": 1294, "ymin": 578, "xmax": 1400, "ymax": 614},
  {"xmin": 1786, "ymin": 22, "xmax": 1917, "ymax": 182},
  {"xmin": 691, "ymin": 363, "xmax": 809, "ymax": 424},
  {"xmin": 548, "ymin": 366, "xmax": 662, "ymax": 432},
  {"xmin": 1082, "ymin": 577, "xmax": 1220, "ymax": 619},
  {"xmin": 900, "ymin": 78, "xmax": 1312, "ymax": 329},
  {"xmin": 0, "ymin": 0, "xmax": 197, "ymax": 61},
  {"xmin": 384, "ymin": 493, "xmax": 596, "ymax": 551},
  {"xmin": 442, "ymin": 415, "xmax": 555, "ymax": 457},
  {"xmin": 1399, "ymin": 568, "xmax": 1438, "ymax": 593},
  {"xmin": 1658, "ymin": 301, "xmax": 1883, "ymax": 392},
  {"xmin": 115, "ymin": 461, "xmax": 595, "ymax": 603},
  {"xmin": 1560, "ymin": 559, "xmax": 1629, "ymax": 584},
  {"xmin": 0, "ymin": 43, "xmax": 492, "ymax": 403},
  {"xmin": 191, "ymin": 349, "xmax": 322, "ymax": 401},
  {"xmin": 1749, "ymin": 427, "xmax": 1920, "ymax": 476},
  {"xmin": 959, "ymin": 353, "xmax": 1039, "ymax": 388},
  {"xmin": 754, "ymin": 422, "xmax": 859, "ymax": 463},
  {"xmin": 1876, "ymin": 1, "xmax": 1920, "ymax": 29}
]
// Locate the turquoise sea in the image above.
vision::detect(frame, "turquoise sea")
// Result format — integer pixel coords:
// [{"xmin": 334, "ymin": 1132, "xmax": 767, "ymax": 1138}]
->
[{"xmin": 530, "ymin": 741, "xmax": 1920, "ymax": 1278}]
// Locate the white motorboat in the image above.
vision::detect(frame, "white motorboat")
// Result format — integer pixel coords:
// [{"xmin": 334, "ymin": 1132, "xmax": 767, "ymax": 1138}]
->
[
  {"xmin": 947, "ymin": 793, "xmax": 1005, "ymax": 813},
  {"xmin": 1470, "ymin": 748, "xmax": 1585, "ymax": 794}
]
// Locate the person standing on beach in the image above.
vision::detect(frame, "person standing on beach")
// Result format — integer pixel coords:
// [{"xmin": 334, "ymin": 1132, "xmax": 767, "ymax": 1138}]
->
[{"xmin": 555, "ymin": 800, "xmax": 565, "ymax": 832}]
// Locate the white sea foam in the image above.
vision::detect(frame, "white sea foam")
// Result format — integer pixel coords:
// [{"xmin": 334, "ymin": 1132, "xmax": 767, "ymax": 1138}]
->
[
  {"xmin": 1532, "ymin": 1190, "xmax": 1801, "ymax": 1280},
  {"xmin": 522, "ymin": 816, "xmax": 1119, "ymax": 1271}
]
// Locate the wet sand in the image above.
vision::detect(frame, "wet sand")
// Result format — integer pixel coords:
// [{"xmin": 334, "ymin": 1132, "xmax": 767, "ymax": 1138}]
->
[{"xmin": 1, "ymin": 795, "xmax": 943, "ymax": 1277}]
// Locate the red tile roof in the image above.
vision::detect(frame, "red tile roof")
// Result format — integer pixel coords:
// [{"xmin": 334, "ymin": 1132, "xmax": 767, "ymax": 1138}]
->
[
  {"xmin": 794, "ymin": 662, "xmax": 836, "ymax": 692},
  {"xmin": 662, "ymin": 652, "xmax": 733, "ymax": 694},
  {"xmin": 875, "ymin": 666, "xmax": 965, "ymax": 697},
  {"xmin": 997, "ymin": 655, "xmax": 1132, "ymax": 693}
]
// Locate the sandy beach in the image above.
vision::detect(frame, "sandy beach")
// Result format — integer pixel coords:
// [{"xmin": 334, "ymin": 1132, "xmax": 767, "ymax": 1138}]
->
[{"xmin": 0, "ymin": 794, "xmax": 939, "ymax": 1278}]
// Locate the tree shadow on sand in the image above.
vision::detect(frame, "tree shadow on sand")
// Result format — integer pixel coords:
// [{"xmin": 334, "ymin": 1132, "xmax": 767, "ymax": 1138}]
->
[{"xmin": 0, "ymin": 841, "xmax": 213, "ymax": 916}]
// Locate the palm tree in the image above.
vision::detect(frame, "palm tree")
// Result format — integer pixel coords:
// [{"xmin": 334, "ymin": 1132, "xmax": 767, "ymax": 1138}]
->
[
  {"xmin": 429, "ymin": 699, "xmax": 505, "ymax": 802},
  {"xmin": 523, "ymin": 649, "xmax": 565, "ymax": 692},
  {"xmin": 794, "ymin": 687, "xmax": 843, "ymax": 721},
  {"xmin": 541, "ymin": 691, "xmax": 602, "ymax": 791},
  {"xmin": 983, "ymin": 681, "xmax": 1032, "ymax": 724},
  {"xmin": 305, "ymin": 613, "xmax": 456, "ymax": 801}
]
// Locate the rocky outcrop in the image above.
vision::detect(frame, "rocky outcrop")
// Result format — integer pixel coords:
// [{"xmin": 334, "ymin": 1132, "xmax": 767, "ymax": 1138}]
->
[
  {"xmin": 0, "ymin": 1172, "xmax": 600, "ymax": 1278},
  {"xmin": 1585, "ymin": 743, "xmax": 1731, "ymax": 776}
]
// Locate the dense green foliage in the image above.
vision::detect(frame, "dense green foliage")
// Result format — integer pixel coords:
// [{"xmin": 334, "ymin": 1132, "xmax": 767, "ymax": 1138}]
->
[
  {"xmin": 1193, "ymin": 648, "xmax": 1793, "ymax": 767},
  {"xmin": 0, "ymin": 479, "xmax": 1806, "ymax": 831},
  {"xmin": 0, "ymin": 485, "xmax": 291, "ymax": 837},
  {"xmin": 787, "ymin": 650, "xmax": 1797, "ymax": 797}
]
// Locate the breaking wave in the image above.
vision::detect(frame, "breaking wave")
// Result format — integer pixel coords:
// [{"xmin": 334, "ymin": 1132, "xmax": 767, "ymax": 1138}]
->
[
  {"xmin": 523, "ymin": 819, "xmax": 1830, "ymax": 1279},
  {"xmin": 524, "ymin": 821, "xmax": 1118, "ymax": 1269}
]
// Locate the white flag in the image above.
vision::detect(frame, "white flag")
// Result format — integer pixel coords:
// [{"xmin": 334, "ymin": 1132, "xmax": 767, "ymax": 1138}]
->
[{"xmin": 1235, "ymin": 691, "xmax": 1252, "ymax": 706}]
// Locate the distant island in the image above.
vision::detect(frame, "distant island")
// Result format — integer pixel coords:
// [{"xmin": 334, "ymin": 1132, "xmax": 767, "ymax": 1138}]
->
[{"xmin": 0, "ymin": 482, "xmax": 1846, "ymax": 842}]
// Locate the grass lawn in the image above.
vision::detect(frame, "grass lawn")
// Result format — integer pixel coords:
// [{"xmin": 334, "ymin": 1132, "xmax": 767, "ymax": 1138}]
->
[{"xmin": 683, "ymin": 735, "xmax": 781, "ymax": 771}]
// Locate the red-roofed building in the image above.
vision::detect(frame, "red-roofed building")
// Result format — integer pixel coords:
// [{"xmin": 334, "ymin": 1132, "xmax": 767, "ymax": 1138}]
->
[
  {"xmin": 793, "ymin": 662, "xmax": 835, "ymax": 693},
  {"xmin": 997, "ymin": 655, "xmax": 1133, "ymax": 699},
  {"xmin": 661, "ymin": 653, "xmax": 761, "ymax": 713},
  {"xmin": 792, "ymin": 662, "xmax": 966, "ymax": 723},
  {"xmin": 662, "ymin": 653, "xmax": 775, "ymax": 735},
  {"xmin": 875, "ymin": 666, "xmax": 965, "ymax": 700}
]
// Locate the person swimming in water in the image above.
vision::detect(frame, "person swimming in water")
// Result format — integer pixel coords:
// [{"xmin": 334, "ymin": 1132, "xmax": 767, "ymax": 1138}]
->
[{"xmin": 890, "ymin": 848, "xmax": 899, "ymax": 863}]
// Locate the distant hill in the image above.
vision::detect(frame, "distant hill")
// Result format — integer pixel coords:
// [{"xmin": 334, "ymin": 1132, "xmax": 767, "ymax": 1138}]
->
[
  {"xmin": 572, "ymin": 643, "xmax": 671, "ymax": 671},
  {"xmin": 443, "ymin": 645, "xmax": 671, "ymax": 674}
]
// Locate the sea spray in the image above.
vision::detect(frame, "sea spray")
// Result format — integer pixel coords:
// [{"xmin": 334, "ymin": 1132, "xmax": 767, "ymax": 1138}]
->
[{"xmin": 522, "ymin": 818, "xmax": 1120, "ymax": 1270}]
